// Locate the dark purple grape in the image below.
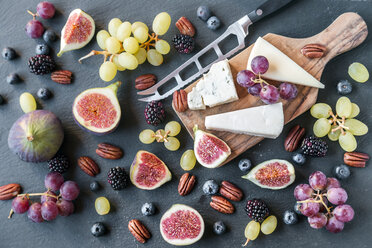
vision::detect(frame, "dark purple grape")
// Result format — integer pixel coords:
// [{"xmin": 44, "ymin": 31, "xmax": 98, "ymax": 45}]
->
[
  {"xmin": 247, "ymin": 83, "xmax": 262, "ymax": 96},
  {"xmin": 326, "ymin": 177, "xmax": 341, "ymax": 190},
  {"xmin": 27, "ymin": 202, "xmax": 43, "ymax": 223},
  {"xmin": 251, "ymin": 55, "xmax": 269, "ymax": 74},
  {"xmin": 237, "ymin": 70, "xmax": 256, "ymax": 88},
  {"xmin": 260, "ymin": 84, "xmax": 279, "ymax": 104},
  {"xmin": 333, "ymin": 204, "xmax": 354, "ymax": 223},
  {"xmin": 36, "ymin": 1, "xmax": 55, "ymax": 19},
  {"xmin": 294, "ymin": 184, "xmax": 314, "ymax": 201},
  {"xmin": 309, "ymin": 171, "xmax": 327, "ymax": 191},
  {"xmin": 45, "ymin": 172, "xmax": 64, "ymax": 192},
  {"xmin": 279, "ymin": 82, "xmax": 298, "ymax": 100},
  {"xmin": 56, "ymin": 199, "xmax": 74, "ymax": 216},
  {"xmin": 12, "ymin": 196, "xmax": 30, "ymax": 214},
  {"xmin": 25, "ymin": 20, "xmax": 44, "ymax": 39},
  {"xmin": 41, "ymin": 190, "xmax": 57, "ymax": 203},
  {"xmin": 327, "ymin": 187, "xmax": 348, "ymax": 205},
  {"xmin": 300, "ymin": 201, "xmax": 320, "ymax": 217},
  {"xmin": 41, "ymin": 201, "xmax": 58, "ymax": 221},
  {"xmin": 326, "ymin": 216, "xmax": 344, "ymax": 233},
  {"xmin": 60, "ymin": 181, "xmax": 80, "ymax": 201},
  {"xmin": 308, "ymin": 213, "xmax": 327, "ymax": 229}
]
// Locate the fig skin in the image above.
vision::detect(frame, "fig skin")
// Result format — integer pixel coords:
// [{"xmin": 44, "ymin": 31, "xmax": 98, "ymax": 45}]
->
[{"xmin": 8, "ymin": 110, "xmax": 64, "ymax": 163}]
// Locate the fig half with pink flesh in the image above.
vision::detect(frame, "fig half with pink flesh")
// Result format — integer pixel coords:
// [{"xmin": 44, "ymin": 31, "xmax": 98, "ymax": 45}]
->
[{"xmin": 72, "ymin": 81, "xmax": 121, "ymax": 135}]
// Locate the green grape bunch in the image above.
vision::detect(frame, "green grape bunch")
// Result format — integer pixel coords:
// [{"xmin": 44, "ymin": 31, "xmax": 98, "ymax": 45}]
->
[
  {"xmin": 78, "ymin": 12, "xmax": 171, "ymax": 82},
  {"xmin": 310, "ymin": 96, "xmax": 368, "ymax": 152}
]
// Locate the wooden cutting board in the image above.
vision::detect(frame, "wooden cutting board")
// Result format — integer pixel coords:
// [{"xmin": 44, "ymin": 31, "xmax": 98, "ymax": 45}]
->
[{"xmin": 173, "ymin": 12, "xmax": 368, "ymax": 165}]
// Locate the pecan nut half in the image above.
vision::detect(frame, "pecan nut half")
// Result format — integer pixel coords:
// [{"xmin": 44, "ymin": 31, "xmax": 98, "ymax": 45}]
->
[
  {"xmin": 96, "ymin": 143, "xmax": 123, "ymax": 160},
  {"xmin": 135, "ymin": 74, "xmax": 157, "ymax": 90},
  {"xmin": 51, "ymin": 70, "xmax": 73, "ymax": 84},
  {"xmin": 78, "ymin": 156, "xmax": 100, "ymax": 177},
  {"xmin": 344, "ymin": 152, "xmax": 369, "ymax": 168},
  {"xmin": 178, "ymin": 173, "xmax": 196, "ymax": 196},
  {"xmin": 173, "ymin": 89, "xmax": 188, "ymax": 112},
  {"xmin": 301, "ymin": 44, "xmax": 326, "ymax": 58},
  {"xmin": 0, "ymin": 183, "xmax": 21, "ymax": 200},
  {"xmin": 284, "ymin": 125, "xmax": 306, "ymax": 152},
  {"xmin": 210, "ymin": 196, "xmax": 235, "ymax": 214},
  {"xmin": 176, "ymin": 17, "xmax": 196, "ymax": 37},
  {"xmin": 128, "ymin": 219, "xmax": 151, "ymax": 244},
  {"xmin": 219, "ymin": 181, "xmax": 243, "ymax": 202}
]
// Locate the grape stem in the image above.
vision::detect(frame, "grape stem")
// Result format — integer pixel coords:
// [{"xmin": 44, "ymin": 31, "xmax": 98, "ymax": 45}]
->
[
  {"xmin": 252, "ymin": 73, "xmax": 272, "ymax": 88},
  {"xmin": 242, "ymin": 239, "xmax": 250, "ymax": 247},
  {"xmin": 78, "ymin": 50, "xmax": 114, "ymax": 63},
  {"xmin": 27, "ymin": 10, "xmax": 38, "ymax": 20},
  {"xmin": 328, "ymin": 111, "xmax": 349, "ymax": 135},
  {"xmin": 140, "ymin": 33, "xmax": 160, "ymax": 51},
  {"xmin": 153, "ymin": 130, "xmax": 171, "ymax": 143},
  {"xmin": 297, "ymin": 190, "xmax": 332, "ymax": 215}
]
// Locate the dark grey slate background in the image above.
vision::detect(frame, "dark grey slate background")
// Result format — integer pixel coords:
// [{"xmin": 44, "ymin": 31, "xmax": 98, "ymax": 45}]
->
[{"xmin": 0, "ymin": 0, "xmax": 371, "ymax": 247}]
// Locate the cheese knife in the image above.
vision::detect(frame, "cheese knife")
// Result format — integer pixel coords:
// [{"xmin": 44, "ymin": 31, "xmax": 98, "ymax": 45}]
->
[{"xmin": 138, "ymin": 0, "xmax": 294, "ymax": 102}]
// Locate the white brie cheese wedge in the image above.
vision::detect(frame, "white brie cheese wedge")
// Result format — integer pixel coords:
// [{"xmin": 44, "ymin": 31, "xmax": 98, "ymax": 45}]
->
[
  {"xmin": 247, "ymin": 37, "xmax": 325, "ymax": 89},
  {"xmin": 205, "ymin": 102, "xmax": 284, "ymax": 139},
  {"xmin": 187, "ymin": 59, "xmax": 239, "ymax": 110}
]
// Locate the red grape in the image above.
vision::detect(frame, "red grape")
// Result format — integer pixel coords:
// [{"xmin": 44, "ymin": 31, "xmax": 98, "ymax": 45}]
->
[
  {"xmin": 237, "ymin": 70, "xmax": 256, "ymax": 88},
  {"xmin": 41, "ymin": 190, "xmax": 57, "ymax": 203},
  {"xmin": 309, "ymin": 171, "xmax": 327, "ymax": 191},
  {"xmin": 279, "ymin": 82, "xmax": 298, "ymax": 100},
  {"xmin": 25, "ymin": 20, "xmax": 44, "ymax": 39},
  {"xmin": 41, "ymin": 201, "xmax": 58, "ymax": 221},
  {"xmin": 57, "ymin": 199, "xmax": 74, "ymax": 216},
  {"xmin": 251, "ymin": 55, "xmax": 269, "ymax": 74},
  {"xmin": 326, "ymin": 216, "xmax": 344, "ymax": 233},
  {"xmin": 260, "ymin": 84, "xmax": 279, "ymax": 104},
  {"xmin": 27, "ymin": 202, "xmax": 43, "ymax": 223},
  {"xmin": 60, "ymin": 181, "xmax": 80, "ymax": 201},
  {"xmin": 12, "ymin": 196, "xmax": 30, "ymax": 214},
  {"xmin": 247, "ymin": 83, "xmax": 262, "ymax": 96},
  {"xmin": 300, "ymin": 201, "xmax": 320, "ymax": 217},
  {"xmin": 45, "ymin": 172, "xmax": 64, "ymax": 192},
  {"xmin": 308, "ymin": 213, "xmax": 327, "ymax": 229},
  {"xmin": 294, "ymin": 184, "xmax": 314, "ymax": 201},
  {"xmin": 36, "ymin": 1, "xmax": 55, "ymax": 19},
  {"xmin": 333, "ymin": 204, "xmax": 354, "ymax": 223},
  {"xmin": 326, "ymin": 177, "xmax": 341, "ymax": 190},
  {"xmin": 327, "ymin": 187, "xmax": 348, "ymax": 205}
]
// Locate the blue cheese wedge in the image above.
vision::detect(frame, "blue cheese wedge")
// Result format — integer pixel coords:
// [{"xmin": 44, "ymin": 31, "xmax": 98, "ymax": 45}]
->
[
  {"xmin": 247, "ymin": 37, "xmax": 325, "ymax": 89},
  {"xmin": 205, "ymin": 102, "xmax": 284, "ymax": 139},
  {"xmin": 187, "ymin": 59, "xmax": 238, "ymax": 110}
]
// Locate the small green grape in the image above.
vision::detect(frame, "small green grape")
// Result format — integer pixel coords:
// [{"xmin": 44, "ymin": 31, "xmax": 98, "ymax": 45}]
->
[
  {"xmin": 95, "ymin": 197, "xmax": 110, "ymax": 215},
  {"xmin": 123, "ymin": 37, "xmax": 139, "ymax": 54},
  {"xmin": 339, "ymin": 131, "xmax": 357, "ymax": 152},
  {"xmin": 328, "ymin": 125, "xmax": 341, "ymax": 141},
  {"xmin": 164, "ymin": 137, "xmax": 180, "ymax": 151},
  {"xmin": 139, "ymin": 129, "xmax": 155, "ymax": 144},
  {"xmin": 108, "ymin": 18, "xmax": 122, "ymax": 37},
  {"xmin": 19, "ymin": 92, "xmax": 36, "ymax": 113},
  {"xmin": 96, "ymin": 30, "xmax": 110, "ymax": 50},
  {"xmin": 134, "ymin": 48, "xmax": 147, "ymax": 65},
  {"xmin": 155, "ymin": 40, "xmax": 170, "ymax": 55},
  {"xmin": 310, "ymin": 103, "xmax": 332, "ymax": 119},
  {"xmin": 152, "ymin": 12, "xmax": 171, "ymax": 35},
  {"xmin": 345, "ymin": 119, "xmax": 368, "ymax": 136},
  {"xmin": 350, "ymin": 103, "xmax": 360, "ymax": 118},
  {"xmin": 313, "ymin": 118, "xmax": 331, "ymax": 137},
  {"xmin": 99, "ymin": 61, "xmax": 117, "ymax": 82},
  {"xmin": 244, "ymin": 220, "xmax": 260, "ymax": 244},
  {"xmin": 165, "ymin": 121, "xmax": 181, "ymax": 136},
  {"xmin": 336, "ymin": 96, "xmax": 352, "ymax": 118},
  {"xmin": 348, "ymin": 62, "xmax": 369, "ymax": 83},
  {"xmin": 147, "ymin": 49, "xmax": 163, "ymax": 66},
  {"xmin": 180, "ymin": 150, "xmax": 196, "ymax": 171},
  {"xmin": 261, "ymin": 215, "xmax": 277, "ymax": 235}
]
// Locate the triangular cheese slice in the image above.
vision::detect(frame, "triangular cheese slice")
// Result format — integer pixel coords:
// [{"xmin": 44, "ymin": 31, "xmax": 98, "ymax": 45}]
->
[
  {"xmin": 247, "ymin": 37, "xmax": 325, "ymax": 89},
  {"xmin": 205, "ymin": 102, "xmax": 284, "ymax": 139}
]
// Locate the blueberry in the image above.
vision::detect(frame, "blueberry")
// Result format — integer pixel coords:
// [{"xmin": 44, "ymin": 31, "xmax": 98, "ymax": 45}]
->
[
  {"xmin": 207, "ymin": 16, "xmax": 221, "ymax": 30},
  {"xmin": 202, "ymin": 180, "xmax": 219, "ymax": 195},
  {"xmin": 197, "ymin": 6, "xmax": 212, "ymax": 21},
  {"xmin": 91, "ymin": 222, "xmax": 106, "ymax": 237},
  {"xmin": 283, "ymin": 210, "xmax": 298, "ymax": 225},
  {"xmin": 6, "ymin": 73, "xmax": 20, "ymax": 84},
  {"xmin": 292, "ymin": 153, "xmax": 306, "ymax": 165},
  {"xmin": 43, "ymin": 30, "xmax": 57, "ymax": 43},
  {"xmin": 2, "ymin": 47, "xmax": 16, "ymax": 60},
  {"xmin": 37, "ymin": 88, "xmax": 52, "ymax": 100},
  {"xmin": 36, "ymin": 44, "xmax": 50, "ymax": 55},
  {"xmin": 294, "ymin": 202, "xmax": 302, "ymax": 215},
  {"xmin": 141, "ymin": 202, "xmax": 156, "ymax": 216},
  {"xmin": 213, "ymin": 221, "xmax": 226, "ymax": 235},
  {"xmin": 238, "ymin": 158, "xmax": 252, "ymax": 172},
  {"xmin": 337, "ymin": 80, "xmax": 352, "ymax": 95},
  {"xmin": 89, "ymin": 181, "xmax": 100, "ymax": 192},
  {"xmin": 0, "ymin": 95, "xmax": 4, "ymax": 105},
  {"xmin": 334, "ymin": 164, "xmax": 350, "ymax": 180}
]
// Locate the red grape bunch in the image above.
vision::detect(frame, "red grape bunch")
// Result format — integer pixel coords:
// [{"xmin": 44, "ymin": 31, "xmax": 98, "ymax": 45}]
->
[
  {"xmin": 9, "ymin": 172, "xmax": 79, "ymax": 223},
  {"xmin": 25, "ymin": 1, "xmax": 55, "ymax": 39},
  {"xmin": 294, "ymin": 171, "xmax": 354, "ymax": 233},
  {"xmin": 237, "ymin": 55, "xmax": 298, "ymax": 104}
]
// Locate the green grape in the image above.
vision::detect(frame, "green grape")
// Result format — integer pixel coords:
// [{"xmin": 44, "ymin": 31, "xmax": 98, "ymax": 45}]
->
[
  {"xmin": 96, "ymin": 30, "xmax": 110, "ymax": 50},
  {"xmin": 134, "ymin": 48, "xmax": 147, "ymax": 64},
  {"xmin": 108, "ymin": 18, "xmax": 122, "ymax": 37},
  {"xmin": 350, "ymin": 103, "xmax": 360, "ymax": 118},
  {"xmin": 131, "ymin": 21, "xmax": 149, "ymax": 33},
  {"xmin": 180, "ymin": 150, "xmax": 196, "ymax": 171},
  {"xmin": 113, "ymin": 55, "xmax": 125, "ymax": 71},
  {"xmin": 339, "ymin": 131, "xmax": 357, "ymax": 152},
  {"xmin": 244, "ymin": 220, "xmax": 260, "ymax": 242},
  {"xmin": 164, "ymin": 137, "xmax": 180, "ymax": 151},
  {"xmin": 152, "ymin": 12, "xmax": 171, "ymax": 35},
  {"xmin": 261, "ymin": 215, "xmax": 277, "ymax": 235},
  {"xmin": 147, "ymin": 49, "xmax": 163, "ymax": 66},
  {"xmin": 345, "ymin": 119, "xmax": 368, "ymax": 136},
  {"xmin": 95, "ymin": 197, "xmax": 110, "ymax": 215},
  {"xmin": 116, "ymin": 21, "xmax": 132, "ymax": 42},
  {"xmin": 123, "ymin": 37, "xmax": 139, "ymax": 54},
  {"xmin": 348, "ymin": 62, "xmax": 369, "ymax": 83},
  {"xmin": 155, "ymin": 129, "xmax": 166, "ymax": 142},
  {"xmin": 118, "ymin": 52, "xmax": 138, "ymax": 70},
  {"xmin": 133, "ymin": 27, "xmax": 148, "ymax": 43},
  {"xmin": 336, "ymin": 96, "xmax": 352, "ymax": 118},
  {"xmin": 19, "ymin": 92, "xmax": 36, "ymax": 113},
  {"xmin": 313, "ymin": 118, "xmax": 331, "ymax": 137},
  {"xmin": 155, "ymin": 40, "xmax": 170, "ymax": 55},
  {"xmin": 328, "ymin": 125, "xmax": 341, "ymax": 141},
  {"xmin": 139, "ymin": 129, "xmax": 155, "ymax": 144},
  {"xmin": 165, "ymin": 121, "xmax": 181, "ymax": 136},
  {"xmin": 99, "ymin": 61, "xmax": 117, "ymax": 82},
  {"xmin": 105, "ymin": 37, "xmax": 121, "ymax": 54},
  {"xmin": 310, "ymin": 103, "xmax": 332, "ymax": 119}
]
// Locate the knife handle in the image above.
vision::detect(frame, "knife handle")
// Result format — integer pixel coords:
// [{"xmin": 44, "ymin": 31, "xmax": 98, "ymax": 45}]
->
[{"xmin": 247, "ymin": 0, "xmax": 294, "ymax": 23}]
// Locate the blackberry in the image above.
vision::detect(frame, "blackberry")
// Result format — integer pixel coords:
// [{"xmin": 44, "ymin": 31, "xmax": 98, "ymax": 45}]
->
[
  {"xmin": 107, "ymin": 166, "xmax": 128, "ymax": 190},
  {"xmin": 172, "ymin": 34, "xmax": 194, "ymax": 54},
  {"xmin": 301, "ymin": 136, "xmax": 328, "ymax": 157},
  {"xmin": 28, "ymin": 55, "xmax": 56, "ymax": 75},
  {"xmin": 245, "ymin": 199, "xmax": 270, "ymax": 222},
  {"xmin": 48, "ymin": 154, "xmax": 69, "ymax": 173},
  {"xmin": 144, "ymin": 101, "xmax": 165, "ymax": 126}
]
